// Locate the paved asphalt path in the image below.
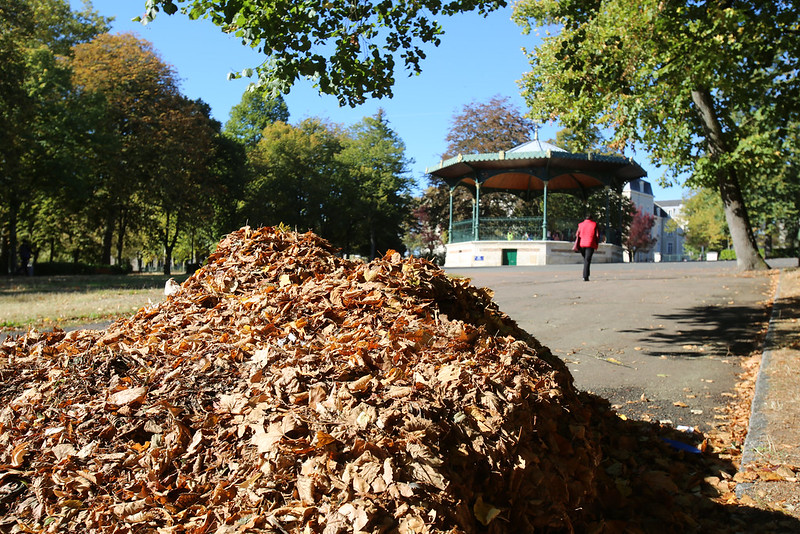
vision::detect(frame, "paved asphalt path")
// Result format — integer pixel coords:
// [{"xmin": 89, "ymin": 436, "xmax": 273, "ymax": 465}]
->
[{"xmin": 447, "ymin": 259, "xmax": 792, "ymax": 432}]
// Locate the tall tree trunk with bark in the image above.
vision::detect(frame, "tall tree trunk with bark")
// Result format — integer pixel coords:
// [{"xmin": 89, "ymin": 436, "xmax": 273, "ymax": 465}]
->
[
  {"xmin": 115, "ymin": 207, "xmax": 128, "ymax": 266},
  {"xmin": 162, "ymin": 210, "xmax": 181, "ymax": 276},
  {"xmin": 691, "ymin": 89, "xmax": 768, "ymax": 271},
  {"xmin": 102, "ymin": 212, "xmax": 114, "ymax": 265},
  {"xmin": 8, "ymin": 193, "xmax": 20, "ymax": 275},
  {"xmin": 369, "ymin": 220, "xmax": 377, "ymax": 260}
]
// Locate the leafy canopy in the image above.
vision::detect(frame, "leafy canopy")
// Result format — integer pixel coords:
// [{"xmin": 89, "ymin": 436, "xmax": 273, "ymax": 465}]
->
[
  {"xmin": 443, "ymin": 95, "xmax": 537, "ymax": 158},
  {"xmin": 678, "ymin": 187, "xmax": 728, "ymax": 252},
  {"xmin": 223, "ymin": 89, "xmax": 289, "ymax": 147},
  {"xmin": 338, "ymin": 109, "xmax": 414, "ymax": 257},
  {"xmin": 140, "ymin": 0, "xmax": 507, "ymax": 106},
  {"xmin": 513, "ymin": 0, "xmax": 800, "ymax": 189},
  {"xmin": 513, "ymin": 0, "xmax": 798, "ymax": 270}
]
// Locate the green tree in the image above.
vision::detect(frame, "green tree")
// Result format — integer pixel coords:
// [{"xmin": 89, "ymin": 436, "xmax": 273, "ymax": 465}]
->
[
  {"xmin": 71, "ymin": 32, "xmax": 182, "ymax": 265},
  {"xmin": 740, "ymin": 124, "xmax": 800, "ymax": 255},
  {"xmin": 0, "ymin": 0, "xmax": 109, "ymax": 273},
  {"xmin": 25, "ymin": 85, "xmax": 112, "ymax": 265},
  {"xmin": 243, "ymin": 118, "xmax": 346, "ymax": 235},
  {"xmin": 678, "ymin": 187, "xmax": 729, "ymax": 256},
  {"xmin": 223, "ymin": 89, "xmax": 289, "ymax": 147},
  {"xmin": 338, "ymin": 109, "xmax": 415, "ymax": 258},
  {"xmin": 552, "ymin": 126, "xmax": 608, "ymax": 154},
  {"xmin": 512, "ymin": 0, "xmax": 797, "ymax": 271},
  {"xmin": 206, "ymin": 131, "xmax": 249, "ymax": 238},
  {"xmin": 147, "ymin": 96, "xmax": 221, "ymax": 275},
  {"xmin": 142, "ymin": 0, "xmax": 508, "ymax": 106}
]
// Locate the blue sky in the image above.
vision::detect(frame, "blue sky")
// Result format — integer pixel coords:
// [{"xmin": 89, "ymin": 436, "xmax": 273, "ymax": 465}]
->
[{"xmin": 71, "ymin": 0, "xmax": 685, "ymax": 201}]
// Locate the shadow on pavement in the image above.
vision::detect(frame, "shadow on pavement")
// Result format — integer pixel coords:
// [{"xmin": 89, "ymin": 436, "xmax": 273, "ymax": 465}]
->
[{"xmin": 617, "ymin": 302, "xmax": 771, "ymax": 359}]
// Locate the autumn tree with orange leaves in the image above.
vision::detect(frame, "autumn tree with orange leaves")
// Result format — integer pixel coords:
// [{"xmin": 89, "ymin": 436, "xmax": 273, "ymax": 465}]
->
[
  {"xmin": 71, "ymin": 33, "xmax": 223, "ymax": 271},
  {"xmin": 71, "ymin": 32, "xmax": 180, "ymax": 265}
]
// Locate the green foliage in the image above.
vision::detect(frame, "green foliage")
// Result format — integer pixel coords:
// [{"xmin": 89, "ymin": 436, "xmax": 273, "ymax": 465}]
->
[
  {"xmin": 4, "ymin": 3, "xmax": 428, "ymax": 269},
  {"xmin": 70, "ymin": 32, "xmax": 182, "ymax": 265},
  {"xmin": 338, "ymin": 109, "xmax": 415, "ymax": 257},
  {"xmin": 552, "ymin": 126, "xmax": 609, "ymax": 154},
  {"xmin": 741, "ymin": 122, "xmax": 800, "ymax": 248},
  {"xmin": 223, "ymin": 89, "xmax": 289, "ymax": 147},
  {"xmin": 679, "ymin": 187, "xmax": 729, "ymax": 251},
  {"xmin": 513, "ymin": 0, "xmax": 797, "ymax": 269},
  {"xmin": 718, "ymin": 248, "xmax": 766, "ymax": 261},
  {"xmin": 771, "ymin": 247, "xmax": 799, "ymax": 259},
  {"xmin": 141, "ymin": 0, "xmax": 507, "ymax": 106},
  {"xmin": 1, "ymin": 25, "xmax": 243, "ymax": 274},
  {"xmin": 240, "ymin": 111, "xmax": 414, "ymax": 258},
  {"xmin": 0, "ymin": 0, "xmax": 109, "ymax": 274},
  {"xmin": 148, "ymin": 95, "xmax": 225, "ymax": 274},
  {"xmin": 243, "ymin": 118, "xmax": 346, "ymax": 235}
]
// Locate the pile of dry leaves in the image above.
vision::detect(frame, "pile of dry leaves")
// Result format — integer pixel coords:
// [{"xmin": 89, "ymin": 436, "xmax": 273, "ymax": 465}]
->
[{"xmin": 0, "ymin": 227, "xmax": 791, "ymax": 533}]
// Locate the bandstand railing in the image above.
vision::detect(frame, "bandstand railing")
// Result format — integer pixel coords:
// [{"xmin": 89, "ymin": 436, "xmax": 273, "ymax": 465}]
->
[{"xmin": 450, "ymin": 217, "xmax": 582, "ymax": 243}]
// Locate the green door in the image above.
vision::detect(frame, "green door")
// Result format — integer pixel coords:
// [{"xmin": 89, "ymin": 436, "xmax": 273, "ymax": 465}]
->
[{"xmin": 502, "ymin": 249, "xmax": 517, "ymax": 266}]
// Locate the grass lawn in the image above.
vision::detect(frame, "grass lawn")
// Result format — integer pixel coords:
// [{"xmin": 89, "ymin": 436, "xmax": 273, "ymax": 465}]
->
[{"xmin": 0, "ymin": 273, "xmax": 189, "ymax": 332}]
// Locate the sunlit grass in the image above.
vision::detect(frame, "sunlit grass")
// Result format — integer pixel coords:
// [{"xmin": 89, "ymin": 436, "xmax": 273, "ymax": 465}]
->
[{"xmin": 0, "ymin": 273, "xmax": 189, "ymax": 331}]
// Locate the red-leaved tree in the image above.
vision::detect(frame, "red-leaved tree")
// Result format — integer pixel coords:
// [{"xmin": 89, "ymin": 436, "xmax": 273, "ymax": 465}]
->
[{"xmin": 625, "ymin": 207, "xmax": 657, "ymax": 262}]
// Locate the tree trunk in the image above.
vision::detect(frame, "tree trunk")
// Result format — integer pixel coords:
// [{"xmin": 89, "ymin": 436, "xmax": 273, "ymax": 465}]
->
[
  {"xmin": 1, "ymin": 234, "xmax": 9, "ymax": 276},
  {"xmin": 369, "ymin": 222, "xmax": 377, "ymax": 260},
  {"xmin": 717, "ymin": 167, "xmax": 767, "ymax": 270},
  {"xmin": 165, "ymin": 225, "xmax": 181, "ymax": 276},
  {"xmin": 163, "ymin": 245, "xmax": 173, "ymax": 276},
  {"xmin": 691, "ymin": 89, "xmax": 768, "ymax": 271},
  {"xmin": 102, "ymin": 212, "xmax": 114, "ymax": 265},
  {"xmin": 162, "ymin": 210, "xmax": 172, "ymax": 276},
  {"xmin": 8, "ymin": 194, "xmax": 19, "ymax": 275},
  {"xmin": 162, "ymin": 211, "xmax": 182, "ymax": 276},
  {"xmin": 115, "ymin": 207, "xmax": 127, "ymax": 266}
]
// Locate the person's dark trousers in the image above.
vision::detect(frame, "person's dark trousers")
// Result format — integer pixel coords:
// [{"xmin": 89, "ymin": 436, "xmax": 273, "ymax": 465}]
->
[{"xmin": 580, "ymin": 247, "xmax": 594, "ymax": 281}]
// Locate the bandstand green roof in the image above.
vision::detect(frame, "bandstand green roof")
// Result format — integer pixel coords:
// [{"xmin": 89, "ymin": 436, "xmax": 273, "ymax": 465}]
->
[{"xmin": 426, "ymin": 138, "xmax": 647, "ymax": 198}]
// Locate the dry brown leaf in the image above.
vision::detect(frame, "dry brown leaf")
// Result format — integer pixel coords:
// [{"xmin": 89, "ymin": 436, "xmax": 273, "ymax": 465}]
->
[
  {"xmin": 108, "ymin": 386, "xmax": 147, "ymax": 407},
  {"xmin": 10, "ymin": 442, "xmax": 28, "ymax": 467}
]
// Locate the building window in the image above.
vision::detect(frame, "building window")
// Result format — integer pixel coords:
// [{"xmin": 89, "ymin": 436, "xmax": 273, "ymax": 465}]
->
[{"xmin": 667, "ymin": 242, "xmax": 673, "ymax": 255}]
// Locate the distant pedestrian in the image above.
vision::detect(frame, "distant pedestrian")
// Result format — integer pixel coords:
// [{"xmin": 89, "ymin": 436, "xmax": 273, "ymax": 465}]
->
[
  {"xmin": 18, "ymin": 240, "xmax": 32, "ymax": 276},
  {"xmin": 576, "ymin": 214, "xmax": 599, "ymax": 281}
]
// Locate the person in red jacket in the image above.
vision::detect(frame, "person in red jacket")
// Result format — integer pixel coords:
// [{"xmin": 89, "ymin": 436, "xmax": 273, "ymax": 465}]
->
[{"xmin": 576, "ymin": 214, "xmax": 599, "ymax": 281}]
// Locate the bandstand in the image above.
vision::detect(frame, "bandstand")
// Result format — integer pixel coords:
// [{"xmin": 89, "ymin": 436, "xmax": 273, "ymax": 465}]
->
[{"xmin": 426, "ymin": 136, "xmax": 647, "ymax": 267}]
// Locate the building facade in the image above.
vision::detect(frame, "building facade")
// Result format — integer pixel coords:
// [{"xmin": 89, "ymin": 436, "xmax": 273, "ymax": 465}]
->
[{"xmin": 623, "ymin": 179, "xmax": 687, "ymax": 262}]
